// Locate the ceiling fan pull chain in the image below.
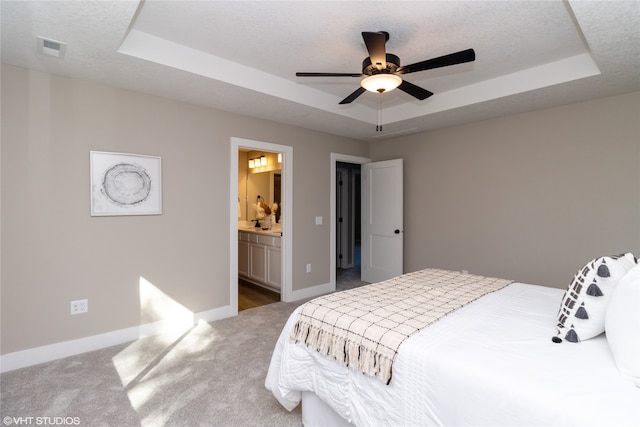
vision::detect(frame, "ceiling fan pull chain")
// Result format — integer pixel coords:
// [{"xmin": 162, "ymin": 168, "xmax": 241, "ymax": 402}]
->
[{"xmin": 376, "ymin": 95, "xmax": 382, "ymax": 132}]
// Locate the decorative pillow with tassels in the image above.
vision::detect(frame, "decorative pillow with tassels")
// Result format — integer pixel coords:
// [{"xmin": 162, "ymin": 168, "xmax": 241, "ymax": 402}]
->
[{"xmin": 552, "ymin": 252, "xmax": 637, "ymax": 343}]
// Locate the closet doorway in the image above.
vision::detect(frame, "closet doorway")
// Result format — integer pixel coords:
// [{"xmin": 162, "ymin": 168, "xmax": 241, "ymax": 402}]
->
[
  {"xmin": 336, "ymin": 162, "xmax": 362, "ymax": 291},
  {"xmin": 330, "ymin": 153, "xmax": 370, "ymax": 292}
]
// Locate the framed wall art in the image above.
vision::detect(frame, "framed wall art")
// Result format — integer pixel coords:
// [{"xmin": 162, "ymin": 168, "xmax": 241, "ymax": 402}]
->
[{"xmin": 90, "ymin": 151, "xmax": 162, "ymax": 216}]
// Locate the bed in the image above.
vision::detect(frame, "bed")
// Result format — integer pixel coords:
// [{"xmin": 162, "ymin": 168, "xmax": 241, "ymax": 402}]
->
[{"xmin": 266, "ymin": 257, "xmax": 640, "ymax": 427}]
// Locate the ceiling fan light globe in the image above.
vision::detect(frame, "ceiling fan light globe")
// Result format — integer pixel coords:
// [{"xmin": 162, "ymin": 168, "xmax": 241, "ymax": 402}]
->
[{"xmin": 361, "ymin": 74, "xmax": 402, "ymax": 93}]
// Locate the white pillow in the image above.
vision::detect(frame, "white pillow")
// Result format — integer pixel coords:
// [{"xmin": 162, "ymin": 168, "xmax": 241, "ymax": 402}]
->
[
  {"xmin": 605, "ymin": 263, "xmax": 640, "ymax": 386},
  {"xmin": 552, "ymin": 252, "xmax": 637, "ymax": 343}
]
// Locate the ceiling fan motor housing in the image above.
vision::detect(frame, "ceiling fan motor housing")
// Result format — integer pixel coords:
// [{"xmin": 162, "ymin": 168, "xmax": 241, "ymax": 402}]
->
[{"xmin": 362, "ymin": 53, "xmax": 400, "ymax": 75}]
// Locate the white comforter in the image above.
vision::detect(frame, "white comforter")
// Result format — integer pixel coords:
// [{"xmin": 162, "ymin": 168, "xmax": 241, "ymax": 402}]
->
[{"xmin": 266, "ymin": 283, "xmax": 640, "ymax": 426}]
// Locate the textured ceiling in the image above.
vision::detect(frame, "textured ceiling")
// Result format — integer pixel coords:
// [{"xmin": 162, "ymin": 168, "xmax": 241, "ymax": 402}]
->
[{"xmin": 1, "ymin": 1, "xmax": 639, "ymax": 141}]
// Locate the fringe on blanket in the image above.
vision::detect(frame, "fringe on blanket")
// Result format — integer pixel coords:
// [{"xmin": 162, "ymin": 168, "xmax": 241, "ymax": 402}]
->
[{"xmin": 291, "ymin": 320, "xmax": 394, "ymax": 384}]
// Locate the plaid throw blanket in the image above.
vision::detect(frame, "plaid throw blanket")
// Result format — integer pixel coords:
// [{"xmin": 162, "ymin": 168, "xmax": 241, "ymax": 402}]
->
[{"xmin": 290, "ymin": 268, "xmax": 512, "ymax": 384}]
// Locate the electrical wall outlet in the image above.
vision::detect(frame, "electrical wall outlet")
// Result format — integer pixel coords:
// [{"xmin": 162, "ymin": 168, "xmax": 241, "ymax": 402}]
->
[
  {"xmin": 306, "ymin": 263, "xmax": 312, "ymax": 273},
  {"xmin": 315, "ymin": 216, "xmax": 323, "ymax": 225},
  {"xmin": 70, "ymin": 299, "xmax": 88, "ymax": 315}
]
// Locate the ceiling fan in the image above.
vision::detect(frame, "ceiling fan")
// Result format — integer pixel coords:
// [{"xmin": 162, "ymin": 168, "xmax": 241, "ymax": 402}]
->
[{"xmin": 296, "ymin": 31, "xmax": 476, "ymax": 105}]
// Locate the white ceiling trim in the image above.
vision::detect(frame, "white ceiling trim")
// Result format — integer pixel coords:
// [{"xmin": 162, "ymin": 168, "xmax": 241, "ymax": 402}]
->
[
  {"xmin": 118, "ymin": 29, "xmax": 374, "ymax": 123},
  {"xmin": 383, "ymin": 53, "xmax": 601, "ymax": 123},
  {"xmin": 119, "ymin": 27, "xmax": 600, "ymax": 129}
]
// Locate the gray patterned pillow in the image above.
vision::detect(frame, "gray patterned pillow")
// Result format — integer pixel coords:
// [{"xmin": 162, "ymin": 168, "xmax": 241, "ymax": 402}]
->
[{"xmin": 552, "ymin": 253, "xmax": 637, "ymax": 343}]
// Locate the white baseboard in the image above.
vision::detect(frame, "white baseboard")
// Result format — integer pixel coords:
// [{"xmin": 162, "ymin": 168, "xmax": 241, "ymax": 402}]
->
[
  {"xmin": 288, "ymin": 281, "xmax": 334, "ymax": 302},
  {"xmin": 0, "ymin": 304, "xmax": 234, "ymax": 373}
]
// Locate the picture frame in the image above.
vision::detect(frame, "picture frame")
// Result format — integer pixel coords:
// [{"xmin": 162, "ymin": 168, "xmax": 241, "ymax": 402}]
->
[{"xmin": 90, "ymin": 151, "xmax": 162, "ymax": 216}]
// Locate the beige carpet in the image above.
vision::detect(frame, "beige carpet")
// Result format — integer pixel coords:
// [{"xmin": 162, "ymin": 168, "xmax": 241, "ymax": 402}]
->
[{"xmin": 1, "ymin": 301, "xmax": 306, "ymax": 426}]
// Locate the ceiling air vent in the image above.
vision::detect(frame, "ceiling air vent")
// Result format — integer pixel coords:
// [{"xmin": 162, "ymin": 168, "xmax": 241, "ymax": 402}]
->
[{"xmin": 37, "ymin": 36, "xmax": 67, "ymax": 59}]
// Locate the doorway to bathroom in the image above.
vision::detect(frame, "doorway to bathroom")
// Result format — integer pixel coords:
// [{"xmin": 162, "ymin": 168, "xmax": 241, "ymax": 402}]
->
[
  {"xmin": 230, "ymin": 138, "xmax": 293, "ymax": 316},
  {"xmin": 238, "ymin": 149, "xmax": 282, "ymax": 311}
]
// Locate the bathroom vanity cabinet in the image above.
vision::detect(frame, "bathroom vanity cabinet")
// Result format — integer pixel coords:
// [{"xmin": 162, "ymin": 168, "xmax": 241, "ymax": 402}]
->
[{"xmin": 238, "ymin": 230, "xmax": 281, "ymax": 293}]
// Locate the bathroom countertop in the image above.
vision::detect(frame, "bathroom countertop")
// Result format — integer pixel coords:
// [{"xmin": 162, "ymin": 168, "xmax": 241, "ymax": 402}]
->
[{"xmin": 238, "ymin": 227, "xmax": 282, "ymax": 237}]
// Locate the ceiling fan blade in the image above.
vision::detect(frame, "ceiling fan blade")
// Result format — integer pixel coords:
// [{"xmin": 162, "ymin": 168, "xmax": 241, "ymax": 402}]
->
[
  {"xmin": 397, "ymin": 48, "xmax": 476, "ymax": 75},
  {"xmin": 397, "ymin": 80, "xmax": 433, "ymax": 100},
  {"xmin": 296, "ymin": 72, "xmax": 362, "ymax": 77},
  {"xmin": 339, "ymin": 87, "xmax": 367, "ymax": 105},
  {"xmin": 362, "ymin": 32, "xmax": 387, "ymax": 70}
]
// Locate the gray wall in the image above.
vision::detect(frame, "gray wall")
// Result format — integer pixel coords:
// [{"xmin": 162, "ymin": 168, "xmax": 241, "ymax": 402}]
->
[
  {"xmin": 0, "ymin": 64, "xmax": 369, "ymax": 355},
  {"xmin": 372, "ymin": 91, "xmax": 640, "ymax": 288},
  {"xmin": 2, "ymin": 63, "xmax": 639, "ymax": 358}
]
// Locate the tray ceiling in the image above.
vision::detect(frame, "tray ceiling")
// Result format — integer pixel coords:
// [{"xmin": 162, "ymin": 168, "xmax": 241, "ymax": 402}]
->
[{"xmin": 2, "ymin": 1, "xmax": 638, "ymax": 141}]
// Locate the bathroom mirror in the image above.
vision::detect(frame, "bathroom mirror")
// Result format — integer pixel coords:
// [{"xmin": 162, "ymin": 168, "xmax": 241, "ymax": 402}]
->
[
  {"xmin": 239, "ymin": 150, "xmax": 282, "ymax": 225},
  {"xmin": 247, "ymin": 170, "xmax": 281, "ymax": 222}
]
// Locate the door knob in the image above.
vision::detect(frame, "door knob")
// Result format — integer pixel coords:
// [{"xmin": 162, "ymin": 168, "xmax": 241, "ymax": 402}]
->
[{"xmin": 394, "ymin": 229, "xmax": 400, "ymax": 234}]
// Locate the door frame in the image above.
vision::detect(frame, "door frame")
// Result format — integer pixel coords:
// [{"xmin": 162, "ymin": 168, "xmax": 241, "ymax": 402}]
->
[
  {"xmin": 336, "ymin": 166, "xmax": 350, "ymax": 269},
  {"xmin": 330, "ymin": 153, "xmax": 371, "ymax": 291},
  {"xmin": 230, "ymin": 137, "xmax": 293, "ymax": 314}
]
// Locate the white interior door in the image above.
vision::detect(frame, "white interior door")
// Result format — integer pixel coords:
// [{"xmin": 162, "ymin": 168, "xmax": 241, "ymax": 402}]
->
[{"xmin": 361, "ymin": 159, "xmax": 403, "ymax": 283}]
